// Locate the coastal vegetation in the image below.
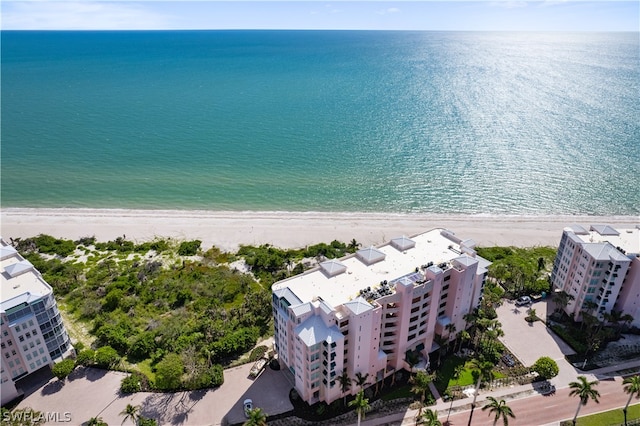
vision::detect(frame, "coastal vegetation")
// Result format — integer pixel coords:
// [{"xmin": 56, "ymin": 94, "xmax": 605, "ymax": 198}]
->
[
  {"xmin": 12, "ymin": 234, "xmax": 359, "ymax": 392},
  {"xmin": 475, "ymin": 246, "xmax": 556, "ymax": 298}
]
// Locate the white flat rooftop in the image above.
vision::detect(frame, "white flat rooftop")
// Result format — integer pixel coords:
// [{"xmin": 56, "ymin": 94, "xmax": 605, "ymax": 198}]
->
[
  {"xmin": 572, "ymin": 226, "xmax": 640, "ymax": 255},
  {"xmin": 273, "ymin": 228, "xmax": 481, "ymax": 308},
  {"xmin": 1, "ymin": 238, "xmax": 52, "ymax": 313}
]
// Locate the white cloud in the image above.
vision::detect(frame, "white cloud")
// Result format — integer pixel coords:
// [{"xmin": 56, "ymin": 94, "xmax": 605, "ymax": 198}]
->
[{"xmin": 1, "ymin": 1, "xmax": 171, "ymax": 30}]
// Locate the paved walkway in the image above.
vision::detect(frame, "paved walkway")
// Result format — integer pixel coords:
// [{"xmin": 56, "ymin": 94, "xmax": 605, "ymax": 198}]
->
[{"xmin": 15, "ymin": 362, "xmax": 293, "ymax": 426}]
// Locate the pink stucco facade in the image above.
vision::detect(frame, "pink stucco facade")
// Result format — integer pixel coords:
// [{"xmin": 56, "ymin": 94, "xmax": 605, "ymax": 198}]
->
[{"xmin": 272, "ymin": 229, "xmax": 489, "ymax": 405}]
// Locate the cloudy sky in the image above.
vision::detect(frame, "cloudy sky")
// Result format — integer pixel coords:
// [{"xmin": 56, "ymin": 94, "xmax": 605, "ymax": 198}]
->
[{"xmin": 1, "ymin": 1, "xmax": 637, "ymax": 31}]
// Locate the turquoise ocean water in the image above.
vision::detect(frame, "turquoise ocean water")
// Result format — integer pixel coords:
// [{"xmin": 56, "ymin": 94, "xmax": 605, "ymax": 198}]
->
[{"xmin": 1, "ymin": 31, "xmax": 639, "ymax": 215}]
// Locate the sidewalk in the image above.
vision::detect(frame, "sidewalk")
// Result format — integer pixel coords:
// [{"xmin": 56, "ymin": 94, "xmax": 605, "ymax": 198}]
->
[{"xmin": 362, "ymin": 356, "xmax": 640, "ymax": 426}]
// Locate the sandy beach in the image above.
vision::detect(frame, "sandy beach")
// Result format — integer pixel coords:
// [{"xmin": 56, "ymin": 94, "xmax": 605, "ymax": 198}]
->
[{"xmin": 2, "ymin": 208, "xmax": 638, "ymax": 251}]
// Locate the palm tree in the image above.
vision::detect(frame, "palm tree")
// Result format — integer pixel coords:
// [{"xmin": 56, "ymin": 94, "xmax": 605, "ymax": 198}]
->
[
  {"xmin": 410, "ymin": 370, "xmax": 436, "ymax": 416},
  {"xmin": 467, "ymin": 358, "xmax": 494, "ymax": 426},
  {"xmin": 417, "ymin": 408, "xmax": 442, "ymax": 426},
  {"xmin": 482, "ymin": 396, "xmax": 515, "ymax": 426},
  {"xmin": 348, "ymin": 389, "xmax": 370, "ymax": 426},
  {"xmin": 446, "ymin": 365, "xmax": 464, "ymax": 423},
  {"xmin": 555, "ymin": 290, "xmax": 574, "ymax": 317},
  {"xmin": 87, "ymin": 418, "xmax": 108, "ymax": 426},
  {"xmin": 243, "ymin": 408, "xmax": 267, "ymax": 426},
  {"xmin": 354, "ymin": 372, "xmax": 370, "ymax": 391},
  {"xmin": 119, "ymin": 404, "xmax": 140, "ymax": 426},
  {"xmin": 622, "ymin": 375, "xmax": 640, "ymax": 426},
  {"xmin": 337, "ymin": 370, "xmax": 352, "ymax": 406},
  {"xmin": 568, "ymin": 376, "xmax": 600, "ymax": 425}
]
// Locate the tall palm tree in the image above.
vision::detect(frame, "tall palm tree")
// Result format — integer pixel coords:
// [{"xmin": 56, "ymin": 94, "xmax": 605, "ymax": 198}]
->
[
  {"xmin": 243, "ymin": 408, "xmax": 267, "ymax": 426},
  {"xmin": 417, "ymin": 408, "xmax": 442, "ymax": 426},
  {"xmin": 348, "ymin": 389, "xmax": 370, "ymax": 426},
  {"xmin": 568, "ymin": 376, "xmax": 600, "ymax": 425},
  {"xmin": 622, "ymin": 375, "xmax": 640, "ymax": 426},
  {"xmin": 446, "ymin": 365, "xmax": 464, "ymax": 423},
  {"xmin": 354, "ymin": 372, "xmax": 369, "ymax": 391},
  {"xmin": 410, "ymin": 370, "xmax": 436, "ymax": 416},
  {"xmin": 467, "ymin": 358, "xmax": 494, "ymax": 426},
  {"xmin": 337, "ymin": 370, "xmax": 352, "ymax": 406},
  {"xmin": 119, "ymin": 404, "xmax": 140, "ymax": 426},
  {"xmin": 482, "ymin": 396, "xmax": 515, "ymax": 426}
]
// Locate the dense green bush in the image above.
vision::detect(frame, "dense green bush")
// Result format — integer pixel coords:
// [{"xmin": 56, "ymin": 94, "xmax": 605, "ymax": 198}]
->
[
  {"xmin": 249, "ymin": 345, "xmax": 269, "ymax": 362},
  {"xmin": 178, "ymin": 240, "xmax": 201, "ymax": 256},
  {"xmin": 120, "ymin": 371, "xmax": 150, "ymax": 393},
  {"xmin": 209, "ymin": 327, "xmax": 259, "ymax": 362},
  {"xmin": 531, "ymin": 356, "xmax": 559, "ymax": 379},
  {"xmin": 51, "ymin": 359, "xmax": 76, "ymax": 381},
  {"xmin": 155, "ymin": 353, "xmax": 184, "ymax": 390},
  {"xmin": 95, "ymin": 346, "xmax": 121, "ymax": 368},
  {"xmin": 75, "ymin": 349, "xmax": 96, "ymax": 367}
]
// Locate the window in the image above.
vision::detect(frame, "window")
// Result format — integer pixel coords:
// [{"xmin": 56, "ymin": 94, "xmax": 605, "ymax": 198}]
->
[
  {"xmin": 18, "ymin": 336, "xmax": 24, "ymax": 342},
  {"xmin": 11, "ymin": 350, "xmax": 16, "ymax": 356},
  {"xmin": 15, "ymin": 325, "xmax": 20, "ymax": 332},
  {"xmin": 4, "ymin": 353, "xmax": 9, "ymax": 359},
  {"xmin": 0, "ymin": 343, "xmax": 4, "ymax": 349},
  {"xmin": 25, "ymin": 332, "xmax": 31, "ymax": 339},
  {"xmin": 26, "ymin": 354, "xmax": 32, "ymax": 361},
  {"xmin": 42, "ymin": 357, "xmax": 47, "ymax": 363},
  {"xmin": 30, "ymin": 363, "xmax": 36, "ymax": 370}
]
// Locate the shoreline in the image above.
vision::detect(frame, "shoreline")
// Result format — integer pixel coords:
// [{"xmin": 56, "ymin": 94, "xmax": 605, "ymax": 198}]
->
[{"xmin": 2, "ymin": 208, "xmax": 638, "ymax": 252}]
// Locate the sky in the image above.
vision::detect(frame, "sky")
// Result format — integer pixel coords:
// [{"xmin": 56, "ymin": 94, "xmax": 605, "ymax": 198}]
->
[{"xmin": 1, "ymin": 1, "xmax": 638, "ymax": 31}]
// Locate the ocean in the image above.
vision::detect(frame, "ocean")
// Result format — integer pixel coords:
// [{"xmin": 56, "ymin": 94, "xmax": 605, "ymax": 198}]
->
[{"xmin": 1, "ymin": 30, "xmax": 639, "ymax": 215}]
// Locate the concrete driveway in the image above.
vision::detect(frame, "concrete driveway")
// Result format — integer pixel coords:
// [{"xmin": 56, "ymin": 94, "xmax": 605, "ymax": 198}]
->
[
  {"xmin": 497, "ymin": 299, "xmax": 578, "ymax": 387},
  {"xmin": 15, "ymin": 363, "xmax": 293, "ymax": 426}
]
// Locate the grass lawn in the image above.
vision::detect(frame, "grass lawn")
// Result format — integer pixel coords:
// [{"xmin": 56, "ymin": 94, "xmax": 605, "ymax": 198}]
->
[
  {"xmin": 134, "ymin": 359, "xmax": 156, "ymax": 383},
  {"xmin": 434, "ymin": 356, "xmax": 505, "ymax": 393},
  {"xmin": 573, "ymin": 403, "xmax": 640, "ymax": 426}
]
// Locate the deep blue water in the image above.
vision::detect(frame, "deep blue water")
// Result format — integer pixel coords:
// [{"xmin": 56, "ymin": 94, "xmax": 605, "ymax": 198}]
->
[{"xmin": 2, "ymin": 30, "xmax": 639, "ymax": 214}]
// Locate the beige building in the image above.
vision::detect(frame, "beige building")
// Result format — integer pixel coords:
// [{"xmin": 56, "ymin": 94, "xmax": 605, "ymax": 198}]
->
[
  {"xmin": 272, "ymin": 229, "xmax": 489, "ymax": 405},
  {"xmin": 550, "ymin": 225, "xmax": 640, "ymax": 326},
  {"xmin": 1, "ymin": 238, "xmax": 74, "ymax": 406}
]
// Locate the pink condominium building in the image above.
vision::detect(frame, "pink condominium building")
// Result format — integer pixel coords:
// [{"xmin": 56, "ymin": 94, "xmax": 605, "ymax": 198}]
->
[
  {"xmin": 271, "ymin": 229, "xmax": 490, "ymax": 405},
  {"xmin": 551, "ymin": 225, "xmax": 640, "ymax": 326}
]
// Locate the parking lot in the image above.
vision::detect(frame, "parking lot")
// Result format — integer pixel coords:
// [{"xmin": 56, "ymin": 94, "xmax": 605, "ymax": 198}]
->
[
  {"xmin": 496, "ymin": 299, "xmax": 578, "ymax": 386},
  {"xmin": 15, "ymin": 361, "xmax": 294, "ymax": 426}
]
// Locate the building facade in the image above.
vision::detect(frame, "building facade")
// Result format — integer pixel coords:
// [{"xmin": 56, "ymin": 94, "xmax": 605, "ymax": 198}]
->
[
  {"xmin": 550, "ymin": 225, "xmax": 640, "ymax": 326},
  {"xmin": 271, "ymin": 229, "xmax": 490, "ymax": 405},
  {"xmin": 1, "ymin": 238, "xmax": 74, "ymax": 406}
]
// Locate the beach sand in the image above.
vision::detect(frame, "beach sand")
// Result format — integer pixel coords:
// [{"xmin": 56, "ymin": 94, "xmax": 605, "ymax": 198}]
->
[{"xmin": 2, "ymin": 208, "xmax": 638, "ymax": 251}]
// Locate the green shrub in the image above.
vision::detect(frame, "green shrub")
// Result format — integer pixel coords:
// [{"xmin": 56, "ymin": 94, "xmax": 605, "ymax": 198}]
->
[
  {"xmin": 95, "ymin": 346, "xmax": 120, "ymax": 368},
  {"xmin": 120, "ymin": 373, "xmax": 143, "ymax": 393},
  {"xmin": 51, "ymin": 359, "xmax": 75, "ymax": 381},
  {"xmin": 531, "ymin": 356, "xmax": 559, "ymax": 380},
  {"xmin": 155, "ymin": 353, "xmax": 184, "ymax": 390},
  {"xmin": 75, "ymin": 349, "xmax": 96, "ymax": 367},
  {"xmin": 178, "ymin": 240, "xmax": 202, "ymax": 256},
  {"xmin": 249, "ymin": 345, "xmax": 268, "ymax": 362}
]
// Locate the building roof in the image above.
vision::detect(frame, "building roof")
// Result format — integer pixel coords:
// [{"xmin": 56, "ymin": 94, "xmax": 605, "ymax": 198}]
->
[
  {"xmin": 356, "ymin": 246, "xmax": 386, "ymax": 265},
  {"xmin": 390, "ymin": 236, "xmax": 416, "ymax": 252},
  {"xmin": 1, "ymin": 238, "xmax": 52, "ymax": 313},
  {"xmin": 319, "ymin": 259, "xmax": 347, "ymax": 277},
  {"xmin": 343, "ymin": 297, "xmax": 374, "ymax": 315},
  {"xmin": 290, "ymin": 302, "xmax": 313, "ymax": 317},
  {"xmin": 566, "ymin": 225, "xmax": 589, "ymax": 235},
  {"xmin": 591, "ymin": 225, "xmax": 620, "ymax": 236},
  {"xmin": 272, "ymin": 229, "xmax": 490, "ymax": 308},
  {"xmin": 571, "ymin": 225, "xmax": 640, "ymax": 256},
  {"xmin": 295, "ymin": 315, "xmax": 344, "ymax": 347}
]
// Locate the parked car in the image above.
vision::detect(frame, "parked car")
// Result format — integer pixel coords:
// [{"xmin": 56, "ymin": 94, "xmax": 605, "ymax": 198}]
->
[
  {"xmin": 243, "ymin": 399, "xmax": 253, "ymax": 418},
  {"xmin": 515, "ymin": 296, "xmax": 532, "ymax": 306}
]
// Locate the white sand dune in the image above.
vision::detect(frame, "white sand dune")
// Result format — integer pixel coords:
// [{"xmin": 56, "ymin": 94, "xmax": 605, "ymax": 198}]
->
[{"xmin": 2, "ymin": 208, "xmax": 638, "ymax": 251}]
